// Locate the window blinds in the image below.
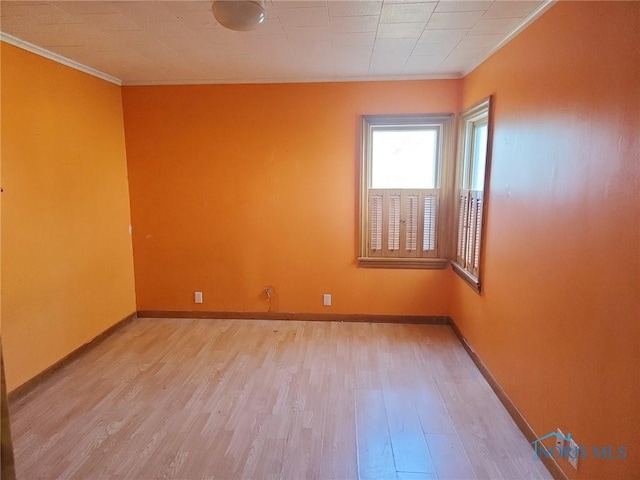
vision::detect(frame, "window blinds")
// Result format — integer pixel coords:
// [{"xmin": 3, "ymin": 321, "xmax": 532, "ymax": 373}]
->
[
  {"xmin": 369, "ymin": 193, "xmax": 383, "ymax": 252},
  {"xmin": 405, "ymin": 194, "xmax": 419, "ymax": 252},
  {"xmin": 388, "ymin": 194, "xmax": 401, "ymax": 251},
  {"xmin": 456, "ymin": 189, "xmax": 483, "ymax": 276},
  {"xmin": 368, "ymin": 189, "xmax": 438, "ymax": 258}
]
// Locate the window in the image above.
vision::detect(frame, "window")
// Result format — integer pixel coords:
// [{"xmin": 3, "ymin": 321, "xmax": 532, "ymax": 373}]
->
[
  {"xmin": 359, "ymin": 114, "xmax": 454, "ymax": 268},
  {"xmin": 453, "ymin": 97, "xmax": 493, "ymax": 291}
]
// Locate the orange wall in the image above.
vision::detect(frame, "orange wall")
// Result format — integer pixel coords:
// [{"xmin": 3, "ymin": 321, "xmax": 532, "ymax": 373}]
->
[
  {"xmin": 452, "ymin": 2, "xmax": 639, "ymax": 478},
  {"xmin": 4, "ymin": 3, "xmax": 637, "ymax": 475},
  {"xmin": 122, "ymin": 80, "xmax": 459, "ymax": 315},
  {"xmin": 1, "ymin": 43, "xmax": 137, "ymax": 391}
]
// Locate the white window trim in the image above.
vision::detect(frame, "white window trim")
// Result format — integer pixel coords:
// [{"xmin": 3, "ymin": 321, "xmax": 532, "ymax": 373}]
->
[
  {"xmin": 453, "ymin": 97, "xmax": 493, "ymax": 292},
  {"xmin": 358, "ymin": 114, "xmax": 455, "ymax": 269}
]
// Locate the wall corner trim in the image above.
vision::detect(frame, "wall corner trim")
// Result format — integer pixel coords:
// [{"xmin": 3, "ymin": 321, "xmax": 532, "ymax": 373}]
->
[
  {"xmin": 0, "ymin": 32, "xmax": 122, "ymax": 86},
  {"xmin": 449, "ymin": 318, "xmax": 568, "ymax": 480}
]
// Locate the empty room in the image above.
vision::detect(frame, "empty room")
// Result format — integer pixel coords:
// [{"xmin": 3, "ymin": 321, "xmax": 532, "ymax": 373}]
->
[{"xmin": 0, "ymin": 1, "xmax": 638, "ymax": 479}]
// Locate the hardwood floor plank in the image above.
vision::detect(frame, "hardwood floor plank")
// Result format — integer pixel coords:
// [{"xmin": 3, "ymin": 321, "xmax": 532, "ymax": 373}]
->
[
  {"xmin": 383, "ymin": 390, "xmax": 436, "ymax": 475},
  {"xmin": 413, "ymin": 383, "xmax": 457, "ymax": 435},
  {"xmin": 396, "ymin": 472, "xmax": 438, "ymax": 480},
  {"xmin": 318, "ymin": 354, "xmax": 357, "ymax": 480},
  {"xmin": 9, "ymin": 318, "xmax": 552, "ymax": 480},
  {"xmin": 426, "ymin": 433, "xmax": 476, "ymax": 480},
  {"xmin": 355, "ymin": 389, "xmax": 397, "ymax": 480}
]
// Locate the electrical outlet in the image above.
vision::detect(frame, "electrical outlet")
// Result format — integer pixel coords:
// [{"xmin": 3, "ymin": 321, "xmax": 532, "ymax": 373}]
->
[
  {"xmin": 323, "ymin": 293, "xmax": 332, "ymax": 306},
  {"xmin": 568, "ymin": 438, "xmax": 579, "ymax": 470},
  {"xmin": 194, "ymin": 291, "xmax": 203, "ymax": 304}
]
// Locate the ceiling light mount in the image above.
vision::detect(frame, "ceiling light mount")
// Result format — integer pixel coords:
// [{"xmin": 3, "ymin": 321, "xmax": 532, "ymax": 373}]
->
[{"xmin": 212, "ymin": 0, "xmax": 266, "ymax": 32}]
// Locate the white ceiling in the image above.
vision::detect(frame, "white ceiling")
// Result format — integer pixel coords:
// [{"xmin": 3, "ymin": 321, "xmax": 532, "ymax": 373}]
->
[{"xmin": 0, "ymin": 0, "xmax": 551, "ymax": 85}]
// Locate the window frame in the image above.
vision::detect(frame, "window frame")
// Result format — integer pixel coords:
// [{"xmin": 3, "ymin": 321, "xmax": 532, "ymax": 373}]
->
[
  {"xmin": 452, "ymin": 97, "xmax": 493, "ymax": 292},
  {"xmin": 358, "ymin": 113, "xmax": 455, "ymax": 269}
]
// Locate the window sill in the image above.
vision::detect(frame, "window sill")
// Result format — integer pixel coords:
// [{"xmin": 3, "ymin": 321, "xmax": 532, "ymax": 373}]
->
[
  {"xmin": 358, "ymin": 257, "xmax": 448, "ymax": 270},
  {"xmin": 451, "ymin": 262, "xmax": 481, "ymax": 293}
]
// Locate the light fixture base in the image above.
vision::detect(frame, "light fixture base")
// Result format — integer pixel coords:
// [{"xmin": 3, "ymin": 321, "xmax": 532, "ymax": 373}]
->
[{"xmin": 212, "ymin": 1, "xmax": 266, "ymax": 32}]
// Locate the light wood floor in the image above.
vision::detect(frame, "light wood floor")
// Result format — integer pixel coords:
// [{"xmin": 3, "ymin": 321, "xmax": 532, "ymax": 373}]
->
[{"xmin": 9, "ymin": 318, "xmax": 551, "ymax": 480}]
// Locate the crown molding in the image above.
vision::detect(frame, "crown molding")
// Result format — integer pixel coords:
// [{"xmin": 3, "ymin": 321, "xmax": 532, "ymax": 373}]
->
[
  {"xmin": 2, "ymin": 0, "xmax": 554, "ymax": 89},
  {"xmin": 462, "ymin": 0, "xmax": 557, "ymax": 77},
  {"xmin": 0, "ymin": 33, "xmax": 462, "ymax": 87},
  {"xmin": 122, "ymin": 72, "xmax": 462, "ymax": 87},
  {"xmin": 0, "ymin": 32, "xmax": 122, "ymax": 86}
]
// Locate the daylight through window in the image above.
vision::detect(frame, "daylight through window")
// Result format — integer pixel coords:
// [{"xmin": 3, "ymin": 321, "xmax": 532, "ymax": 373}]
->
[{"xmin": 359, "ymin": 114, "xmax": 454, "ymax": 268}]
